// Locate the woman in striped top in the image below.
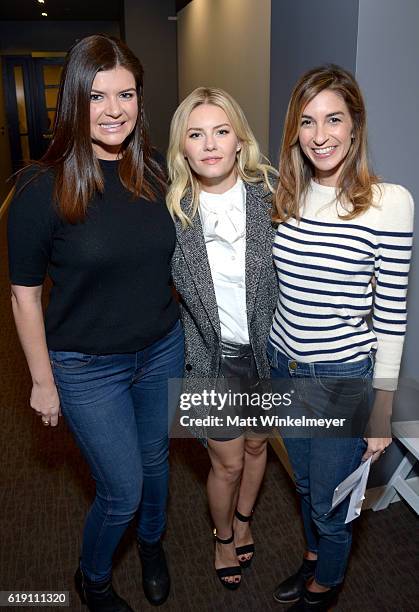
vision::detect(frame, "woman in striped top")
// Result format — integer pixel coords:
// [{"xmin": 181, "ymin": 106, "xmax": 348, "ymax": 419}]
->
[{"xmin": 268, "ymin": 65, "xmax": 414, "ymax": 611}]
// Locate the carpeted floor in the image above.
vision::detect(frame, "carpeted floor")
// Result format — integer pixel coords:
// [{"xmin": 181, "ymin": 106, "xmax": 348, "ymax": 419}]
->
[{"xmin": 1, "ymin": 213, "xmax": 418, "ymax": 612}]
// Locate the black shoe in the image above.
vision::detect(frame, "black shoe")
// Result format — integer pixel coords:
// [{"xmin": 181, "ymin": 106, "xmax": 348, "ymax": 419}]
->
[
  {"xmin": 234, "ymin": 509, "xmax": 255, "ymax": 569},
  {"xmin": 287, "ymin": 586, "xmax": 340, "ymax": 611},
  {"xmin": 138, "ymin": 538, "xmax": 170, "ymax": 606},
  {"xmin": 273, "ymin": 558, "xmax": 317, "ymax": 604},
  {"xmin": 74, "ymin": 565, "xmax": 134, "ymax": 612},
  {"xmin": 213, "ymin": 530, "xmax": 242, "ymax": 591}
]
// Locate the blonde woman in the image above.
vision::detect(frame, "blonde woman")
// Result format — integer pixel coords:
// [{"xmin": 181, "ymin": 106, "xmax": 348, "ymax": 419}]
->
[
  {"xmin": 167, "ymin": 88, "xmax": 277, "ymax": 589},
  {"xmin": 269, "ymin": 65, "xmax": 414, "ymax": 611}
]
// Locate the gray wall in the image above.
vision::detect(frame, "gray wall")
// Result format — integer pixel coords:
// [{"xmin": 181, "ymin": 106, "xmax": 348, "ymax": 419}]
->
[
  {"xmin": 355, "ymin": 0, "xmax": 419, "ymax": 485},
  {"xmin": 124, "ymin": 0, "xmax": 178, "ymax": 152},
  {"xmin": 0, "ymin": 21, "xmax": 120, "ymax": 53},
  {"xmin": 356, "ymin": 0, "xmax": 419, "ymax": 380},
  {"xmin": 269, "ymin": 0, "xmax": 359, "ymax": 164},
  {"xmin": 177, "ymin": 0, "xmax": 271, "ymax": 155}
]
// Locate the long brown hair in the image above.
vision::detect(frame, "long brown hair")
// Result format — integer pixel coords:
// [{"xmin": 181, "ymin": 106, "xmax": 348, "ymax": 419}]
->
[
  {"xmin": 273, "ymin": 64, "xmax": 379, "ymax": 223},
  {"xmin": 29, "ymin": 35, "xmax": 165, "ymax": 222}
]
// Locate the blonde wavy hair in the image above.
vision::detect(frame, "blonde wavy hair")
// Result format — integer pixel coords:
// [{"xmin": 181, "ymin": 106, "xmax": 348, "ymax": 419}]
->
[
  {"xmin": 167, "ymin": 87, "xmax": 277, "ymax": 226},
  {"xmin": 273, "ymin": 64, "xmax": 379, "ymax": 223}
]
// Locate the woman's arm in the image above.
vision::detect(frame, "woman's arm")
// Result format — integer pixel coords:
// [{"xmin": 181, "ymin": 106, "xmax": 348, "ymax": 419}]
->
[
  {"xmin": 366, "ymin": 184, "xmax": 414, "ymax": 461},
  {"xmin": 362, "ymin": 389, "xmax": 393, "ymax": 462},
  {"xmin": 11, "ymin": 284, "xmax": 60, "ymax": 427}
]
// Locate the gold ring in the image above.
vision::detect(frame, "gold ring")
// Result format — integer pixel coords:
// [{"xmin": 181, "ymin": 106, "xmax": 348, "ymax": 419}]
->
[{"xmin": 42, "ymin": 419, "xmax": 50, "ymax": 426}]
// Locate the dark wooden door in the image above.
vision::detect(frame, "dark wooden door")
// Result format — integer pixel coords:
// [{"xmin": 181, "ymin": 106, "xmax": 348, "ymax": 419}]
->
[{"xmin": 3, "ymin": 55, "xmax": 63, "ymax": 171}]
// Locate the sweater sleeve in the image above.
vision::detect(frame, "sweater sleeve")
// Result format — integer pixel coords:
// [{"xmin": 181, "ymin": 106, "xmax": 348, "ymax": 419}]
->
[
  {"xmin": 372, "ymin": 183, "xmax": 414, "ymax": 390},
  {"xmin": 7, "ymin": 167, "xmax": 55, "ymax": 286}
]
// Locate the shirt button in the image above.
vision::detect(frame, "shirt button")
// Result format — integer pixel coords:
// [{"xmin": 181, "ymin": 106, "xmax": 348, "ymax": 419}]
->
[{"xmin": 289, "ymin": 361, "xmax": 297, "ymax": 370}]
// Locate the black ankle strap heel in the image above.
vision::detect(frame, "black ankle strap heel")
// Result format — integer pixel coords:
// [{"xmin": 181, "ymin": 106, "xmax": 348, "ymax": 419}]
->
[
  {"xmin": 234, "ymin": 509, "xmax": 255, "ymax": 569},
  {"xmin": 213, "ymin": 529, "xmax": 242, "ymax": 590},
  {"xmin": 235, "ymin": 509, "xmax": 253, "ymax": 522}
]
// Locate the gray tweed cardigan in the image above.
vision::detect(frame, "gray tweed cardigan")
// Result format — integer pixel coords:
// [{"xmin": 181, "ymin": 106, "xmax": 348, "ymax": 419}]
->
[{"xmin": 171, "ymin": 181, "xmax": 278, "ymax": 441}]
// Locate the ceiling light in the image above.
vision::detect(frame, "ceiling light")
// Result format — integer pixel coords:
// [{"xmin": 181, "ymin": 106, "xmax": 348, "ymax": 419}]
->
[
  {"xmin": 41, "ymin": 12, "xmax": 48, "ymax": 17},
  {"xmin": 38, "ymin": 0, "xmax": 45, "ymax": 4}
]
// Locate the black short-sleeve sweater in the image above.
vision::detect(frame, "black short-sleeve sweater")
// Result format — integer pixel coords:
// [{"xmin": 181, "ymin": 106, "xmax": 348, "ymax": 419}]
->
[{"xmin": 7, "ymin": 159, "xmax": 179, "ymax": 353}]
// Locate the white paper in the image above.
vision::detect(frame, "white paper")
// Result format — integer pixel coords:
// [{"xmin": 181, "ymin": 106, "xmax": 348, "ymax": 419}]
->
[{"xmin": 330, "ymin": 457, "xmax": 372, "ymax": 523}]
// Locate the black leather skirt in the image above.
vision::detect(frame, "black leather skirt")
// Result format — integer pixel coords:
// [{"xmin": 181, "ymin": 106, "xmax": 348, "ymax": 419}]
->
[{"xmin": 208, "ymin": 341, "xmax": 271, "ymax": 441}]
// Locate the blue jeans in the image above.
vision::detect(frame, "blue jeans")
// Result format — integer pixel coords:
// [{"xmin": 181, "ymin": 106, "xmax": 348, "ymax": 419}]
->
[
  {"xmin": 50, "ymin": 320, "xmax": 184, "ymax": 582},
  {"xmin": 267, "ymin": 341, "xmax": 373, "ymax": 587}
]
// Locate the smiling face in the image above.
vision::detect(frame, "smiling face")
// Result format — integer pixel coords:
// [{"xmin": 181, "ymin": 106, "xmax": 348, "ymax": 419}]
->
[
  {"xmin": 298, "ymin": 89, "xmax": 354, "ymax": 186},
  {"xmin": 183, "ymin": 103, "xmax": 241, "ymax": 193},
  {"xmin": 90, "ymin": 65, "xmax": 138, "ymax": 160}
]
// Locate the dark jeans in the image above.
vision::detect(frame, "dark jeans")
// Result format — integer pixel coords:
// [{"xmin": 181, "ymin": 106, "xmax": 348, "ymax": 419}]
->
[
  {"xmin": 267, "ymin": 341, "xmax": 373, "ymax": 587},
  {"xmin": 50, "ymin": 320, "xmax": 184, "ymax": 582}
]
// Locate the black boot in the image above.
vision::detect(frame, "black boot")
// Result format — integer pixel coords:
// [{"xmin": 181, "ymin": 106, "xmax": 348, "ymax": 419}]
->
[
  {"xmin": 287, "ymin": 585, "xmax": 340, "ymax": 611},
  {"xmin": 74, "ymin": 565, "xmax": 134, "ymax": 612},
  {"xmin": 273, "ymin": 558, "xmax": 317, "ymax": 604},
  {"xmin": 138, "ymin": 538, "xmax": 170, "ymax": 606}
]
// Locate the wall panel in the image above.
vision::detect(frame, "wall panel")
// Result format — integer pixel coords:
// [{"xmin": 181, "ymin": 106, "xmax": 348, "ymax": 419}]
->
[{"xmin": 178, "ymin": 0, "xmax": 271, "ymax": 155}]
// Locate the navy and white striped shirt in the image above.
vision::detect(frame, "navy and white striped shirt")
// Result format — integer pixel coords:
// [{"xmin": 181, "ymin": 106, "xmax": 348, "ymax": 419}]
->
[{"xmin": 269, "ymin": 180, "xmax": 414, "ymax": 390}]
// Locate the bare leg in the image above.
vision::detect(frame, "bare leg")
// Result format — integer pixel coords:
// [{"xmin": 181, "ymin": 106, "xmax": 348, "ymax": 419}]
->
[
  {"xmin": 233, "ymin": 436, "xmax": 268, "ymax": 562},
  {"xmin": 305, "ymin": 551, "xmax": 318, "ymax": 561},
  {"xmin": 307, "ymin": 578, "xmax": 329, "ymax": 593},
  {"xmin": 207, "ymin": 436, "xmax": 245, "ymax": 585},
  {"xmin": 302, "ymin": 551, "xmax": 324, "ymax": 591}
]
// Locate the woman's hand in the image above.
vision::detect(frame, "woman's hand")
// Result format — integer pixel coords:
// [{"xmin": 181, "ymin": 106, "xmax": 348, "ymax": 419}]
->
[
  {"xmin": 362, "ymin": 389, "xmax": 393, "ymax": 462},
  {"xmin": 31, "ymin": 380, "xmax": 61, "ymax": 427},
  {"xmin": 362, "ymin": 437, "xmax": 392, "ymax": 462},
  {"xmin": 11, "ymin": 284, "xmax": 61, "ymax": 428}
]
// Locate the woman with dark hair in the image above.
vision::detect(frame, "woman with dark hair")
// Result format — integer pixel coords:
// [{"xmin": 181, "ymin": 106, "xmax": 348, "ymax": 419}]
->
[
  {"xmin": 269, "ymin": 64, "xmax": 414, "ymax": 611},
  {"xmin": 8, "ymin": 35, "xmax": 184, "ymax": 611}
]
